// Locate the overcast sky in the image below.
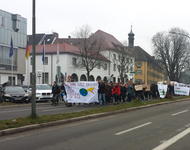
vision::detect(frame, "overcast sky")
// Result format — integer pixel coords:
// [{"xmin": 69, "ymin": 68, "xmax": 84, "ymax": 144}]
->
[{"xmin": 1, "ymin": 0, "xmax": 190, "ymax": 55}]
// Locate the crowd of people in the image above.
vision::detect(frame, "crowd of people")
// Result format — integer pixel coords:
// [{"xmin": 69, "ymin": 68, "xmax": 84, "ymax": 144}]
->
[
  {"xmin": 97, "ymin": 80, "xmax": 169, "ymax": 105},
  {"xmin": 51, "ymin": 80, "xmax": 175, "ymax": 106}
]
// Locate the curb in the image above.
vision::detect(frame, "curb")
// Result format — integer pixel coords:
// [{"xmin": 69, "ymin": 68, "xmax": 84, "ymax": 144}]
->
[{"xmin": 0, "ymin": 98, "xmax": 189, "ymax": 137}]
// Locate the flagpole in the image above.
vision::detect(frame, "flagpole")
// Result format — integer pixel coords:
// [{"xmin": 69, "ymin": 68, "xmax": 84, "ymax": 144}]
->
[
  {"xmin": 56, "ymin": 43, "xmax": 60, "ymax": 84},
  {"xmin": 43, "ymin": 40, "xmax": 45, "ymax": 84},
  {"xmin": 11, "ymin": 54, "xmax": 13, "ymax": 85},
  {"xmin": 27, "ymin": 58, "xmax": 29, "ymax": 86}
]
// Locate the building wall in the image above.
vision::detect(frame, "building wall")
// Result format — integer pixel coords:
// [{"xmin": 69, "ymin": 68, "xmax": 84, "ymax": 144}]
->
[
  {"xmin": 25, "ymin": 53, "xmax": 110, "ymax": 85},
  {"xmin": 134, "ymin": 61, "xmax": 165, "ymax": 84},
  {"xmin": 100, "ymin": 50, "xmax": 135, "ymax": 82},
  {"xmin": 0, "ymin": 9, "xmax": 27, "ymax": 84}
]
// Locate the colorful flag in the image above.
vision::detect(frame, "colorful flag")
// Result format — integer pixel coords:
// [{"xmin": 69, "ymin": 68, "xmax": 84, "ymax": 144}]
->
[
  {"xmin": 25, "ymin": 41, "xmax": 30, "ymax": 59},
  {"xmin": 9, "ymin": 37, "xmax": 13, "ymax": 57}
]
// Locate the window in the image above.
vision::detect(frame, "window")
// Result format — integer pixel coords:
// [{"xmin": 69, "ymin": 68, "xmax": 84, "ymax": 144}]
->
[
  {"xmin": 104, "ymin": 63, "xmax": 107, "ymax": 70},
  {"xmin": 12, "ymin": 14, "xmax": 20, "ymax": 32},
  {"xmin": 8, "ymin": 76, "xmax": 16, "ymax": 85},
  {"xmin": 136, "ymin": 70, "xmax": 142, "ymax": 74},
  {"xmin": 82, "ymin": 59, "xmax": 85, "ymax": 66},
  {"xmin": 42, "ymin": 72, "xmax": 49, "ymax": 84},
  {"xmin": 44, "ymin": 57, "xmax": 48, "ymax": 65},
  {"xmin": 113, "ymin": 54, "xmax": 116, "ymax": 60},
  {"xmin": 0, "ymin": 16, "xmax": 4, "ymax": 26},
  {"xmin": 97, "ymin": 63, "xmax": 101, "ymax": 69},
  {"xmin": 113, "ymin": 64, "xmax": 116, "ymax": 71},
  {"xmin": 136, "ymin": 62, "xmax": 142, "ymax": 68},
  {"xmin": 126, "ymin": 66, "xmax": 129, "ymax": 72},
  {"xmin": 72, "ymin": 57, "xmax": 77, "ymax": 65},
  {"xmin": 118, "ymin": 55, "xmax": 121, "ymax": 61},
  {"xmin": 130, "ymin": 66, "xmax": 133, "ymax": 72},
  {"xmin": 118, "ymin": 65, "xmax": 121, "ymax": 72}
]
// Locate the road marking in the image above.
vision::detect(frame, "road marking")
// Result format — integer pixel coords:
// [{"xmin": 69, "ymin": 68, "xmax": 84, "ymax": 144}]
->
[
  {"xmin": 152, "ymin": 127, "xmax": 190, "ymax": 150},
  {"xmin": 115, "ymin": 122, "xmax": 152, "ymax": 135},
  {"xmin": 171, "ymin": 109, "xmax": 188, "ymax": 116}
]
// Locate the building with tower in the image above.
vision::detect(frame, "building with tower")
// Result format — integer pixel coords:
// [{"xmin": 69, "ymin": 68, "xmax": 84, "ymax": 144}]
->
[{"xmin": 127, "ymin": 27, "xmax": 166, "ymax": 84}]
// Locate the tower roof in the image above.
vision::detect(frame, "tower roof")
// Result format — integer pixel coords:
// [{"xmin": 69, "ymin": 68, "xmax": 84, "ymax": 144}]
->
[{"xmin": 128, "ymin": 25, "xmax": 134, "ymax": 36}]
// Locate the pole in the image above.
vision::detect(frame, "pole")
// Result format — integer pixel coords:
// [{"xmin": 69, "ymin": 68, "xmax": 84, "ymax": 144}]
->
[
  {"xmin": 31, "ymin": 0, "xmax": 37, "ymax": 118},
  {"xmin": 11, "ymin": 55, "xmax": 13, "ymax": 85},
  {"xmin": 43, "ymin": 40, "xmax": 45, "ymax": 84}
]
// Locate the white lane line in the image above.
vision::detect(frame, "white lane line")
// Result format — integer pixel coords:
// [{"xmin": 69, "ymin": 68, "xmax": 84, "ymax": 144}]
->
[
  {"xmin": 115, "ymin": 122, "xmax": 152, "ymax": 135},
  {"xmin": 171, "ymin": 109, "xmax": 188, "ymax": 116},
  {"xmin": 152, "ymin": 127, "xmax": 190, "ymax": 150}
]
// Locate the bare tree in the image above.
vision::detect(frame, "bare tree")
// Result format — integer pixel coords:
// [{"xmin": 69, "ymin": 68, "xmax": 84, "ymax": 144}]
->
[
  {"xmin": 113, "ymin": 45, "xmax": 132, "ymax": 83},
  {"xmin": 74, "ymin": 25, "xmax": 104, "ymax": 81},
  {"xmin": 152, "ymin": 27, "xmax": 190, "ymax": 81}
]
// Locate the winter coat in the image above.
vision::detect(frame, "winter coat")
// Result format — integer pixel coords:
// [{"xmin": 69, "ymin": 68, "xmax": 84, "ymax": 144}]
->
[{"xmin": 112, "ymin": 85, "xmax": 121, "ymax": 96}]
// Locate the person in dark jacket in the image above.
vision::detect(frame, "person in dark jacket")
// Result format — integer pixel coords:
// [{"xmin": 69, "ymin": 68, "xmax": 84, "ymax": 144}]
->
[
  {"xmin": 98, "ymin": 81, "xmax": 106, "ymax": 105},
  {"xmin": 51, "ymin": 81, "xmax": 60, "ymax": 105},
  {"xmin": 120, "ymin": 84, "xmax": 127, "ymax": 102}
]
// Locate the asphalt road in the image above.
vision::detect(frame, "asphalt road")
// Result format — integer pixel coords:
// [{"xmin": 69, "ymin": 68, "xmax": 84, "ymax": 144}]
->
[
  {"xmin": 0, "ymin": 102, "xmax": 99, "ymax": 120},
  {"xmin": 0, "ymin": 100, "xmax": 190, "ymax": 150}
]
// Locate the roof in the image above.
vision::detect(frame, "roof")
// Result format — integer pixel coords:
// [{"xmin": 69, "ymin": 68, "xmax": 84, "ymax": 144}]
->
[
  {"xmin": 128, "ymin": 46, "xmax": 162, "ymax": 68},
  {"xmin": 90, "ymin": 30, "xmax": 123, "ymax": 49},
  {"xmin": 29, "ymin": 43, "xmax": 109, "ymax": 62},
  {"xmin": 127, "ymin": 46, "xmax": 152, "ymax": 61},
  {"xmin": 56, "ymin": 30, "xmax": 123, "ymax": 50},
  {"xmin": 55, "ymin": 38, "xmax": 84, "ymax": 47}
]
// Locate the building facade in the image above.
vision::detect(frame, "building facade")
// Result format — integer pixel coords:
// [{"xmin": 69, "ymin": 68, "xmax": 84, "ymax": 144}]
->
[
  {"xmin": 127, "ymin": 29, "xmax": 165, "ymax": 85},
  {"xmin": 0, "ymin": 9, "xmax": 27, "ymax": 85},
  {"xmin": 25, "ymin": 30, "xmax": 135, "ymax": 85},
  {"xmin": 24, "ymin": 43, "xmax": 110, "ymax": 85}
]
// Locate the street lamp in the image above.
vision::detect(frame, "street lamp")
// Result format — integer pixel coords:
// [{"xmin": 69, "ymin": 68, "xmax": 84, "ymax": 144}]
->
[{"xmin": 31, "ymin": 0, "xmax": 37, "ymax": 118}]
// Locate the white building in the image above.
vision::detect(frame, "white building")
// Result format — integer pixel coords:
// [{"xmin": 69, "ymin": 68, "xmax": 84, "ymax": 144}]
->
[
  {"xmin": 25, "ymin": 43, "xmax": 110, "ymax": 85},
  {"xmin": 25, "ymin": 30, "xmax": 135, "ymax": 85}
]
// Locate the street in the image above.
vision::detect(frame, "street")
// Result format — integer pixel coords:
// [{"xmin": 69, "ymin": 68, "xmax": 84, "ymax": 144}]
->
[
  {"xmin": 0, "ymin": 102, "xmax": 99, "ymax": 120},
  {"xmin": 0, "ymin": 100, "xmax": 190, "ymax": 150}
]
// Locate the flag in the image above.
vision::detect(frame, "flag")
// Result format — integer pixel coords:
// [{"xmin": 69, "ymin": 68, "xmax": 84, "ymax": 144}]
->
[
  {"xmin": 9, "ymin": 37, "xmax": 13, "ymax": 57},
  {"xmin": 42, "ymin": 41, "xmax": 45, "ymax": 64},
  {"xmin": 25, "ymin": 41, "xmax": 30, "ymax": 59}
]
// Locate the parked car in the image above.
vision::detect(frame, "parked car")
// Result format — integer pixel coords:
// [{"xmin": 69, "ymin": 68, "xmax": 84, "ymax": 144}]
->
[
  {"xmin": 2, "ymin": 86, "xmax": 30, "ymax": 103},
  {"xmin": 36, "ymin": 84, "xmax": 53, "ymax": 102}
]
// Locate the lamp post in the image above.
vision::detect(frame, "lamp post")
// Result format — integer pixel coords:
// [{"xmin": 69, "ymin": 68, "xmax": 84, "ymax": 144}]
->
[{"xmin": 31, "ymin": 0, "xmax": 37, "ymax": 118}]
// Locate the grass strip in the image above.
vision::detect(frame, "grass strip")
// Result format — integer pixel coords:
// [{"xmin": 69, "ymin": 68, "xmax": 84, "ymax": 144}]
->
[{"xmin": 0, "ymin": 96, "xmax": 189, "ymax": 130}]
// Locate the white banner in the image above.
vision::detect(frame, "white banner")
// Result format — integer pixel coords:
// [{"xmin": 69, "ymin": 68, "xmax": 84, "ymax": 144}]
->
[
  {"xmin": 64, "ymin": 81, "xmax": 99, "ymax": 103},
  {"xmin": 174, "ymin": 82, "xmax": 190, "ymax": 96},
  {"xmin": 157, "ymin": 83, "xmax": 168, "ymax": 98}
]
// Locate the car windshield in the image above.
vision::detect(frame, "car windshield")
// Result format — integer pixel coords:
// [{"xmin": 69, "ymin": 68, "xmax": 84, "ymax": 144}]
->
[
  {"xmin": 36, "ymin": 84, "xmax": 51, "ymax": 90},
  {"xmin": 5, "ymin": 86, "xmax": 25, "ymax": 94}
]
